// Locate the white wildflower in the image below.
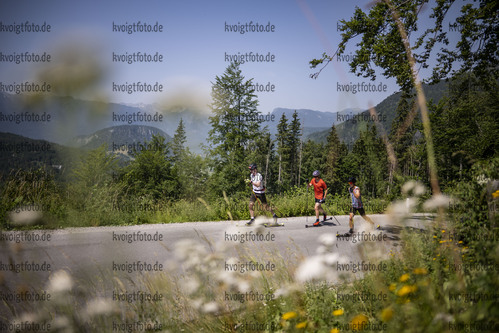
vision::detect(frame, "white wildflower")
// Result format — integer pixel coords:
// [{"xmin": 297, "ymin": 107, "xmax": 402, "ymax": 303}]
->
[
  {"xmin": 13, "ymin": 313, "xmax": 39, "ymax": 327},
  {"xmin": 236, "ymin": 280, "xmax": 251, "ymax": 293},
  {"xmin": 202, "ymin": 301, "xmax": 219, "ymax": 314},
  {"xmin": 295, "ymin": 256, "xmax": 329, "ymax": 282},
  {"xmin": 217, "ymin": 270, "xmax": 239, "ymax": 291},
  {"xmin": 402, "ymin": 180, "xmax": 417, "ymax": 195},
  {"xmin": 413, "ymin": 182, "xmax": 426, "ymax": 196},
  {"xmin": 8, "ymin": 206, "xmax": 43, "ymax": 226},
  {"xmin": 50, "ymin": 316, "xmax": 71, "ymax": 331},
  {"xmin": 182, "ymin": 277, "xmax": 200, "ymax": 295},
  {"xmin": 47, "ymin": 270, "xmax": 73, "ymax": 293},
  {"xmin": 84, "ymin": 298, "xmax": 116, "ymax": 317},
  {"xmin": 402, "ymin": 181, "xmax": 426, "ymax": 197},
  {"xmin": 323, "ymin": 253, "xmax": 341, "ymax": 267},
  {"xmin": 423, "ymin": 194, "xmax": 451, "ymax": 210},
  {"xmin": 275, "ymin": 287, "xmax": 289, "ymax": 298},
  {"xmin": 387, "ymin": 197, "xmax": 417, "ymax": 218},
  {"xmin": 432, "ymin": 313, "xmax": 454, "ymax": 324},
  {"xmin": 318, "ymin": 233, "xmax": 336, "ymax": 247},
  {"xmin": 174, "ymin": 239, "xmax": 206, "ymax": 262},
  {"xmin": 190, "ymin": 298, "xmax": 203, "ymax": 310},
  {"xmin": 316, "ymin": 245, "xmax": 328, "ymax": 254}
]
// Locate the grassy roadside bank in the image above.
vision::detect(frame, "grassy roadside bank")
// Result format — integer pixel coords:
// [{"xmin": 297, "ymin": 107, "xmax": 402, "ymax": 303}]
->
[{"xmin": 0, "ymin": 171, "xmax": 389, "ymax": 230}]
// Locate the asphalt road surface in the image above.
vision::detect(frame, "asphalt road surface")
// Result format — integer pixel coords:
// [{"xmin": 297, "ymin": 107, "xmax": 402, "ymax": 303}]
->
[{"xmin": 0, "ymin": 213, "xmax": 432, "ymax": 320}]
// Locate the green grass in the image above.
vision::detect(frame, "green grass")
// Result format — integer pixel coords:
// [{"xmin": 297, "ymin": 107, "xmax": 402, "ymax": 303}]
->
[{"xmin": 1, "ymin": 172, "xmax": 390, "ymax": 230}]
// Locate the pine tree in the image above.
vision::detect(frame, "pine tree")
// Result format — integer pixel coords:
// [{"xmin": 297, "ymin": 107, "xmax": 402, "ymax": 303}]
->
[
  {"xmin": 289, "ymin": 111, "xmax": 302, "ymax": 186},
  {"xmin": 350, "ymin": 125, "xmax": 388, "ymax": 197},
  {"xmin": 171, "ymin": 118, "xmax": 186, "ymax": 163},
  {"xmin": 207, "ymin": 62, "xmax": 261, "ymax": 195},
  {"xmin": 276, "ymin": 113, "xmax": 290, "ymax": 189},
  {"xmin": 324, "ymin": 125, "xmax": 341, "ymax": 183},
  {"xmin": 301, "ymin": 139, "xmax": 326, "ymax": 183}
]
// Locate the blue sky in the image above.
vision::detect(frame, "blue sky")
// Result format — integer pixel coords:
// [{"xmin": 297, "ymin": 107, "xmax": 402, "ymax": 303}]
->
[{"xmin": 1, "ymin": 0, "xmax": 467, "ymax": 115}]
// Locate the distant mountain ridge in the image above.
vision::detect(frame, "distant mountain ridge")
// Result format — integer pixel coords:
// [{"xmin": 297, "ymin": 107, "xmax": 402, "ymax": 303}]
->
[
  {"xmin": 269, "ymin": 107, "xmax": 364, "ymax": 138},
  {"xmin": 307, "ymin": 80, "xmax": 450, "ymax": 145},
  {"xmin": 71, "ymin": 124, "xmax": 172, "ymax": 150},
  {"xmin": 0, "ymin": 92, "xmax": 366, "ymax": 153},
  {"xmin": 0, "ymin": 132, "xmax": 81, "ymax": 178}
]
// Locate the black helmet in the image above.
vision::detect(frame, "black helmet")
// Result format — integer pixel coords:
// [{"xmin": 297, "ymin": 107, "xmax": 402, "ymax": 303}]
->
[
  {"xmin": 313, "ymin": 170, "xmax": 320, "ymax": 177},
  {"xmin": 348, "ymin": 177, "xmax": 356, "ymax": 183},
  {"xmin": 249, "ymin": 163, "xmax": 257, "ymax": 170}
]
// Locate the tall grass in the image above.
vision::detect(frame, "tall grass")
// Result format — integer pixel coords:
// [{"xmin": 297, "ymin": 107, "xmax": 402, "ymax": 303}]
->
[{"xmin": 1, "ymin": 174, "xmax": 390, "ymax": 230}]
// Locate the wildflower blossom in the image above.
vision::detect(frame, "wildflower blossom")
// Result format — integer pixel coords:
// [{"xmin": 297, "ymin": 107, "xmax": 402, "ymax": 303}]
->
[
  {"xmin": 402, "ymin": 180, "xmax": 425, "ymax": 196},
  {"xmin": 381, "ymin": 307, "xmax": 393, "ymax": 321},
  {"xmin": 202, "ymin": 301, "xmax": 219, "ymax": 314},
  {"xmin": 332, "ymin": 309, "xmax": 344, "ymax": 316},
  {"xmin": 423, "ymin": 194, "xmax": 451, "ymax": 210},
  {"xmin": 282, "ymin": 312, "xmax": 297, "ymax": 320},
  {"xmin": 8, "ymin": 206, "xmax": 43, "ymax": 226},
  {"xmin": 397, "ymin": 285, "xmax": 417, "ymax": 297},
  {"xmin": 413, "ymin": 268, "xmax": 428, "ymax": 275},
  {"xmin": 296, "ymin": 321, "xmax": 307, "ymax": 329},
  {"xmin": 47, "ymin": 270, "xmax": 73, "ymax": 293},
  {"xmin": 84, "ymin": 298, "xmax": 116, "ymax": 317},
  {"xmin": 399, "ymin": 273, "xmax": 410, "ymax": 282},
  {"xmin": 350, "ymin": 314, "xmax": 369, "ymax": 331}
]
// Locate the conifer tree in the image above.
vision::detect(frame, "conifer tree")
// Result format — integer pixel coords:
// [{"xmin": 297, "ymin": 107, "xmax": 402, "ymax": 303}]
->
[{"xmin": 207, "ymin": 62, "xmax": 261, "ymax": 195}]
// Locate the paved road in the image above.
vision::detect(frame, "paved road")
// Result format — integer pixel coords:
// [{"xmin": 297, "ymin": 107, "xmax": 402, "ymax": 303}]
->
[{"xmin": 0, "ymin": 213, "xmax": 432, "ymax": 320}]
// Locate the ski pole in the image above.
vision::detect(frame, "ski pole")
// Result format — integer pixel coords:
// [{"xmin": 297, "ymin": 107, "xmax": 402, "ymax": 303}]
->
[
  {"xmin": 306, "ymin": 179, "xmax": 310, "ymax": 224},
  {"xmin": 323, "ymin": 201, "xmax": 341, "ymax": 225}
]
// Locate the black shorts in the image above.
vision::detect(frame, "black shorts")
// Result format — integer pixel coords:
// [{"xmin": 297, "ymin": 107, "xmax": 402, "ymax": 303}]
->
[
  {"xmin": 315, "ymin": 198, "xmax": 325, "ymax": 204},
  {"xmin": 250, "ymin": 192, "xmax": 267, "ymax": 204},
  {"xmin": 350, "ymin": 207, "xmax": 366, "ymax": 216}
]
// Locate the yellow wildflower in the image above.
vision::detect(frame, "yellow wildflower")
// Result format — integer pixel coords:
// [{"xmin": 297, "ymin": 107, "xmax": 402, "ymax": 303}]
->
[
  {"xmin": 381, "ymin": 307, "xmax": 393, "ymax": 322},
  {"xmin": 282, "ymin": 312, "xmax": 297, "ymax": 320},
  {"xmin": 389, "ymin": 283, "xmax": 396, "ymax": 291},
  {"xmin": 296, "ymin": 321, "xmax": 307, "ymax": 329},
  {"xmin": 332, "ymin": 309, "xmax": 344, "ymax": 316},
  {"xmin": 399, "ymin": 273, "xmax": 410, "ymax": 282},
  {"xmin": 397, "ymin": 285, "xmax": 417, "ymax": 297},
  {"xmin": 330, "ymin": 329, "xmax": 340, "ymax": 333},
  {"xmin": 350, "ymin": 314, "xmax": 369, "ymax": 331},
  {"xmin": 413, "ymin": 268, "xmax": 428, "ymax": 275}
]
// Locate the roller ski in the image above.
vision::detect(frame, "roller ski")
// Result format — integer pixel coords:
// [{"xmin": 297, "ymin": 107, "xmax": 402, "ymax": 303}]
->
[
  {"xmin": 264, "ymin": 213, "xmax": 283, "ymax": 227},
  {"xmin": 245, "ymin": 218, "xmax": 255, "ymax": 226},
  {"xmin": 305, "ymin": 218, "xmax": 324, "ymax": 228},
  {"xmin": 336, "ymin": 228, "xmax": 354, "ymax": 237}
]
